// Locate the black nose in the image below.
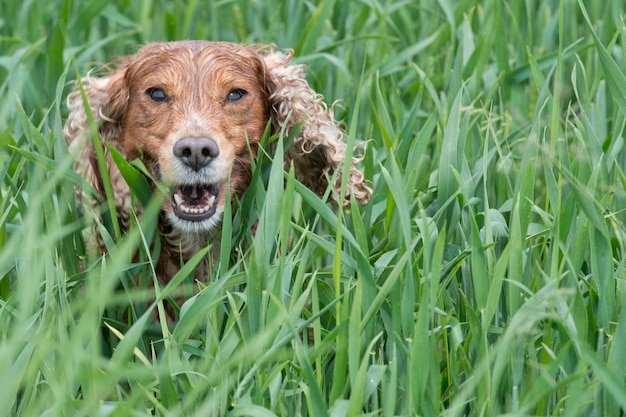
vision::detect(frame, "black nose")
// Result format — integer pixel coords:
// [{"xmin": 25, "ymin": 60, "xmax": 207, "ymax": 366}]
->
[{"xmin": 173, "ymin": 137, "xmax": 220, "ymax": 171}]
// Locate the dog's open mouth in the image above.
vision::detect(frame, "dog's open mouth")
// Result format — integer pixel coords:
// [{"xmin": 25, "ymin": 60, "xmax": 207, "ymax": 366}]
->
[{"xmin": 171, "ymin": 183, "xmax": 219, "ymax": 221}]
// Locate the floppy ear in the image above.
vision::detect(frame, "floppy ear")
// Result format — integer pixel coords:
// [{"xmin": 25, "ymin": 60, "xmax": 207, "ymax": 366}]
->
[
  {"xmin": 262, "ymin": 49, "xmax": 372, "ymax": 206},
  {"xmin": 64, "ymin": 63, "xmax": 133, "ymax": 232}
]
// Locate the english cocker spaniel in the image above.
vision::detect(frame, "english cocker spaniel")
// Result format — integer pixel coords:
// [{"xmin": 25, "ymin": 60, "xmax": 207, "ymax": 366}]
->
[{"xmin": 64, "ymin": 41, "xmax": 371, "ymax": 288}]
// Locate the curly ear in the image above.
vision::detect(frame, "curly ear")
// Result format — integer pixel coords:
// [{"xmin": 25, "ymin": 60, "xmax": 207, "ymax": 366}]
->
[
  {"xmin": 262, "ymin": 49, "xmax": 372, "ymax": 206},
  {"xmin": 64, "ymin": 65, "xmax": 133, "ymax": 232}
]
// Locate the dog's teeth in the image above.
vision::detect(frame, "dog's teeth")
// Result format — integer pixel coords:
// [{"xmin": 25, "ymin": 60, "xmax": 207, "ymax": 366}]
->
[
  {"xmin": 208, "ymin": 195, "xmax": 216, "ymax": 207},
  {"xmin": 173, "ymin": 193, "xmax": 183, "ymax": 206}
]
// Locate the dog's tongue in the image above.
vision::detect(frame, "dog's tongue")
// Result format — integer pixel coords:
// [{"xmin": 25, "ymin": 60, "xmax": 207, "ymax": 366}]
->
[
  {"xmin": 174, "ymin": 183, "xmax": 219, "ymax": 208},
  {"xmin": 181, "ymin": 184, "xmax": 205, "ymax": 202}
]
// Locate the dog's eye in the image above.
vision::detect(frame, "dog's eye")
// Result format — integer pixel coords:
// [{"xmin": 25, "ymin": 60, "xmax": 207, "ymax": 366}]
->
[
  {"xmin": 146, "ymin": 87, "xmax": 167, "ymax": 102},
  {"xmin": 227, "ymin": 89, "xmax": 247, "ymax": 101}
]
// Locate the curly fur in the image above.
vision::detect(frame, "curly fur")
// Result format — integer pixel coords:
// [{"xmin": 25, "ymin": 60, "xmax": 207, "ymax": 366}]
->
[{"xmin": 64, "ymin": 41, "xmax": 371, "ymax": 296}]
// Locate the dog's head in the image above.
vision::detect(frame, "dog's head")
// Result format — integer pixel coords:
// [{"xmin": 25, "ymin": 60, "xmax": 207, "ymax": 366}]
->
[{"xmin": 65, "ymin": 41, "xmax": 371, "ymax": 236}]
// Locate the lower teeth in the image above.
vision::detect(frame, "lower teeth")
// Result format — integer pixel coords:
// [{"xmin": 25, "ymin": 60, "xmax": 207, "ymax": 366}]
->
[{"xmin": 175, "ymin": 193, "xmax": 217, "ymax": 215}]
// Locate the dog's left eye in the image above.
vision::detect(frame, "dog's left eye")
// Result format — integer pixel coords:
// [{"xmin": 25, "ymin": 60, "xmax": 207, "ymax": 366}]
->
[
  {"xmin": 227, "ymin": 89, "xmax": 247, "ymax": 101},
  {"xmin": 146, "ymin": 87, "xmax": 168, "ymax": 102}
]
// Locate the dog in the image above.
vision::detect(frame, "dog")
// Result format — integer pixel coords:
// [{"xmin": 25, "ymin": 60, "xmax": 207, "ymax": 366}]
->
[{"xmin": 64, "ymin": 41, "xmax": 371, "ymax": 296}]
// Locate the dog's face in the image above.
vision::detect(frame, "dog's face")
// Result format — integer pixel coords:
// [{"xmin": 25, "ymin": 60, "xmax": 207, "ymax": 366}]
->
[{"xmin": 116, "ymin": 41, "xmax": 270, "ymax": 233}]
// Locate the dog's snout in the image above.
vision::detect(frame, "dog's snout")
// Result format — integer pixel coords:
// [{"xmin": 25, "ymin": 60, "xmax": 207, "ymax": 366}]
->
[{"xmin": 173, "ymin": 137, "xmax": 220, "ymax": 171}]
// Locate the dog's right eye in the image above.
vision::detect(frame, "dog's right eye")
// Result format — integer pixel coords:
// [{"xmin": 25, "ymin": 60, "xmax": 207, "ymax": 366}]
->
[
  {"xmin": 227, "ymin": 89, "xmax": 247, "ymax": 102},
  {"xmin": 146, "ymin": 87, "xmax": 167, "ymax": 102}
]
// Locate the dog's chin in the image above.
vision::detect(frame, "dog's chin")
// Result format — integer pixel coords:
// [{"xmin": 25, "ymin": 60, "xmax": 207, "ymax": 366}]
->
[
  {"xmin": 165, "ymin": 182, "xmax": 224, "ymax": 234},
  {"xmin": 166, "ymin": 209, "xmax": 223, "ymax": 234}
]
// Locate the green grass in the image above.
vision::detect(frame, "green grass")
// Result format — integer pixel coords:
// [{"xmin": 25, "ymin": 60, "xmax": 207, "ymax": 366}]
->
[{"xmin": 2, "ymin": 0, "xmax": 626, "ymax": 415}]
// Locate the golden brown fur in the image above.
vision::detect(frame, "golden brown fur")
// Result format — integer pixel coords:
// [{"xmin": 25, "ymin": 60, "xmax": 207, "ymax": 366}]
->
[{"xmin": 64, "ymin": 41, "xmax": 371, "ymax": 291}]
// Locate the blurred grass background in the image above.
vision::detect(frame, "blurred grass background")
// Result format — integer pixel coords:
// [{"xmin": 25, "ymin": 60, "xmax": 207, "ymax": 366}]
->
[{"xmin": 2, "ymin": 0, "xmax": 626, "ymax": 416}]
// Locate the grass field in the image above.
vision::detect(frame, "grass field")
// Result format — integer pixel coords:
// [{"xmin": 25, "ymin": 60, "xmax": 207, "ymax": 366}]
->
[{"xmin": 2, "ymin": 0, "xmax": 626, "ymax": 415}]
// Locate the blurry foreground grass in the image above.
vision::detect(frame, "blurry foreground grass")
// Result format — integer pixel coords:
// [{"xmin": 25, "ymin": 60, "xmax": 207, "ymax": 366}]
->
[{"xmin": 1, "ymin": 0, "xmax": 626, "ymax": 415}]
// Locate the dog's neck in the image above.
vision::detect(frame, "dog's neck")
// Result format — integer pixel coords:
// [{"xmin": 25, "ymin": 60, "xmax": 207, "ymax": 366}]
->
[{"xmin": 158, "ymin": 214, "xmax": 215, "ymax": 257}]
